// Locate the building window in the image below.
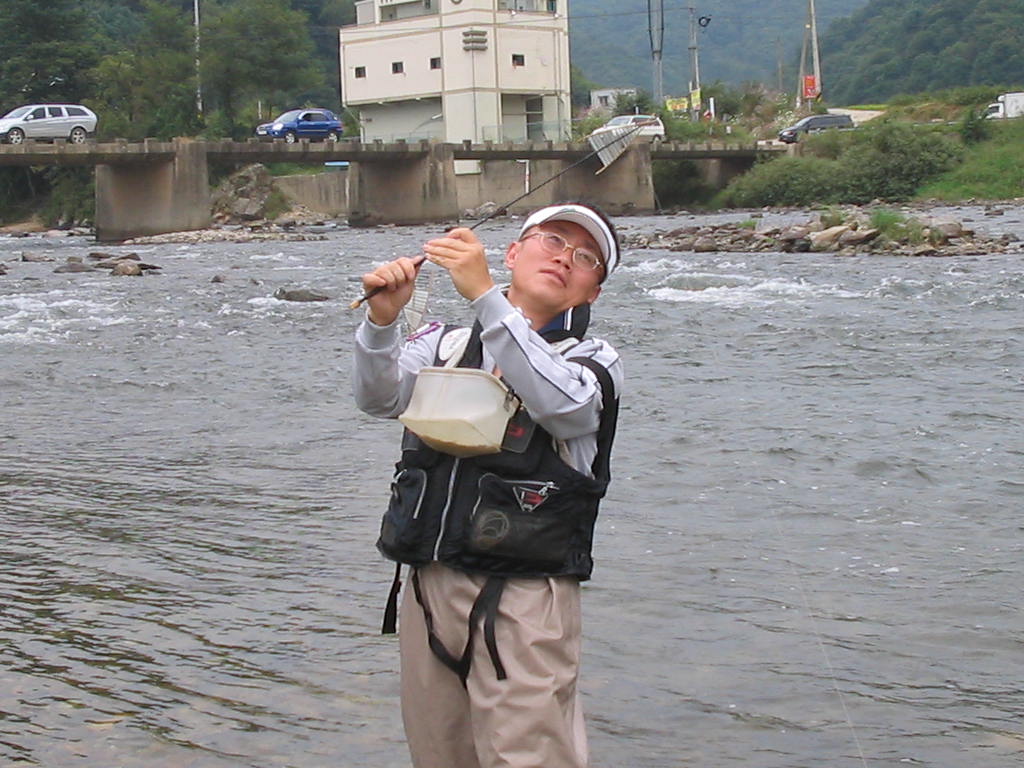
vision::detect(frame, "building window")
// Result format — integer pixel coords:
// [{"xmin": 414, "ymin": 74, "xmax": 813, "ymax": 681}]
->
[
  {"xmin": 355, "ymin": 66, "xmax": 366, "ymax": 78},
  {"xmin": 547, "ymin": 0, "xmax": 557, "ymax": 12},
  {"xmin": 392, "ymin": 61, "xmax": 404, "ymax": 74},
  {"xmin": 512, "ymin": 54, "xmax": 525, "ymax": 67},
  {"xmin": 430, "ymin": 57, "xmax": 441, "ymax": 70}
]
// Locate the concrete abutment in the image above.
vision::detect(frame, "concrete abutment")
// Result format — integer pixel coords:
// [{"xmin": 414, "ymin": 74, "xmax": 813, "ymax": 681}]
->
[
  {"xmin": 94, "ymin": 139, "xmax": 210, "ymax": 242},
  {"xmin": 346, "ymin": 143, "xmax": 459, "ymax": 227}
]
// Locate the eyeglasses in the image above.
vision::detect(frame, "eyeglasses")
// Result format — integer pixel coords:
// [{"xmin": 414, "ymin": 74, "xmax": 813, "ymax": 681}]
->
[{"xmin": 521, "ymin": 231, "xmax": 604, "ymax": 272}]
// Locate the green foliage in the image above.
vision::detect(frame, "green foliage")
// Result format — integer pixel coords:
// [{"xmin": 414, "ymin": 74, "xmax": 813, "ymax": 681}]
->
[
  {"xmin": 0, "ymin": 168, "xmax": 39, "ymax": 224},
  {"xmin": 0, "ymin": 0, "xmax": 101, "ymax": 107},
  {"xmin": 614, "ymin": 90, "xmax": 657, "ymax": 116},
  {"xmin": 818, "ymin": 206, "xmax": 845, "ymax": 228},
  {"xmin": 802, "ymin": 129, "xmax": 846, "ymax": 160},
  {"xmin": 571, "ymin": 113, "xmax": 607, "ymax": 141},
  {"xmin": 917, "ymin": 118, "xmax": 1024, "ymax": 201},
  {"xmin": 959, "ymin": 108, "xmax": 990, "ymax": 145},
  {"xmin": 838, "ymin": 121, "xmax": 962, "ymax": 202},
  {"xmin": 719, "ymin": 120, "xmax": 963, "ymax": 207},
  {"xmin": 652, "ymin": 160, "xmax": 716, "ymax": 207},
  {"xmin": 263, "ymin": 187, "xmax": 292, "ymax": 219},
  {"xmin": 570, "ymin": 65, "xmax": 600, "ymax": 110},
  {"xmin": 867, "ymin": 208, "xmax": 932, "ymax": 245},
  {"xmin": 40, "ymin": 168, "xmax": 95, "ymax": 226},
  {"xmin": 823, "ymin": 0, "xmax": 1024, "ymax": 105},
  {"xmin": 717, "ymin": 156, "xmax": 843, "ymax": 208},
  {"xmin": 89, "ymin": 1, "xmax": 201, "ymax": 140},
  {"xmin": 201, "ymin": 0, "xmax": 327, "ymax": 138}
]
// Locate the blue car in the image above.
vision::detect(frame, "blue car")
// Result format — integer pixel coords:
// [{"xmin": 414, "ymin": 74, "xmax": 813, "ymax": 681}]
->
[{"xmin": 255, "ymin": 108, "xmax": 343, "ymax": 143}]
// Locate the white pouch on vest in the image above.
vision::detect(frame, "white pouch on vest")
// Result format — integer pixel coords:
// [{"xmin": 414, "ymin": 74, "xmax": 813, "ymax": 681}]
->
[{"xmin": 399, "ymin": 367, "xmax": 520, "ymax": 457}]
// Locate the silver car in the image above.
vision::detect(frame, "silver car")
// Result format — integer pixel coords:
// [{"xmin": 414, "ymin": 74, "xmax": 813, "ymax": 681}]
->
[{"xmin": 0, "ymin": 104, "xmax": 98, "ymax": 144}]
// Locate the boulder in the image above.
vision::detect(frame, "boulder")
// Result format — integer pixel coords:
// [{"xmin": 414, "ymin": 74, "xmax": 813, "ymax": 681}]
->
[
  {"xmin": 809, "ymin": 225, "xmax": 850, "ymax": 251},
  {"xmin": 211, "ymin": 164, "xmax": 282, "ymax": 223},
  {"xmin": 838, "ymin": 228, "xmax": 880, "ymax": 246},
  {"xmin": 777, "ymin": 225, "xmax": 811, "ymax": 242},
  {"xmin": 89, "ymin": 251, "xmax": 139, "ymax": 261},
  {"xmin": 111, "ymin": 261, "xmax": 143, "ymax": 276},
  {"xmin": 54, "ymin": 256, "xmax": 96, "ymax": 273},
  {"xmin": 692, "ymin": 236, "xmax": 719, "ymax": 253},
  {"xmin": 274, "ymin": 287, "xmax": 330, "ymax": 302}
]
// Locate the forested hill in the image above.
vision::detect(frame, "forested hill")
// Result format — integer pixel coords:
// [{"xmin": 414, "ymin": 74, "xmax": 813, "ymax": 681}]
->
[
  {"xmin": 568, "ymin": 0, "xmax": 871, "ymax": 97},
  {"xmin": 822, "ymin": 0, "xmax": 1024, "ymax": 105}
]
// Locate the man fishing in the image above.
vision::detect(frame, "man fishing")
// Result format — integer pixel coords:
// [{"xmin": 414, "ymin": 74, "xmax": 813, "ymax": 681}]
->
[{"xmin": 352, "ymin": 202, "xmax": 623, "ymax": 768}]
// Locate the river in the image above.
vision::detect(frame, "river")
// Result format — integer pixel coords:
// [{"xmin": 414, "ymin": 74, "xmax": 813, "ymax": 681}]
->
[{"xmin": 2, "ymin": 206, "xmax": 1022, "ymax": 768}]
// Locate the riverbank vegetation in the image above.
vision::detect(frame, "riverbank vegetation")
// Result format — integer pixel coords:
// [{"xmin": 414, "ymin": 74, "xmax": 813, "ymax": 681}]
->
[{"xmin": 708, "ymin": 110, "xmax": 1024, "ymax": 210}]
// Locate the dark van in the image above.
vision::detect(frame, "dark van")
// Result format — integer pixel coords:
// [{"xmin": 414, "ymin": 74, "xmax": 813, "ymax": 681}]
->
[{"xmin": 778, "ymin": 113, "xmax": 855, "ymax": 143}]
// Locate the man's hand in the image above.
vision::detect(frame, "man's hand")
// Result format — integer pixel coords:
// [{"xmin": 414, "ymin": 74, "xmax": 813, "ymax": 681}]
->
[
  {"xmin": 423, "ymin": 228, "xmax": 495, "ymax": 301},
  {"xmin": 360, "ymin": 256, "xmax": 422, "ymax": 326}
]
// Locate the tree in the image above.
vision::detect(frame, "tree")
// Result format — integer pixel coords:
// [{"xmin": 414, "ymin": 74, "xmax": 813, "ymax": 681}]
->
[
  {"xmin": 90, "ymin": 1, "xmax": 200, "ymax": 139},
  {"xmin": 200, "ymin": 0, "xmax": 326, "ymax": 138},
  {"xmin": 0, "ymin": 0, "xmax": 99, "ymax": 107}
]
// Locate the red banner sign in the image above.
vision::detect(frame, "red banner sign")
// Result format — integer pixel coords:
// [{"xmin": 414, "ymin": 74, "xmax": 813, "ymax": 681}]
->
[{"xmin": 803, "ymin": 75, "xmax": 820, "ymax": 100}]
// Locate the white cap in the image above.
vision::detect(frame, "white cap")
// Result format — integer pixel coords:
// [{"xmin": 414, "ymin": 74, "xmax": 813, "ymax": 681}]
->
[{"xmin": 518, "ymin": 204, "xmax": 619, "ymax": 280}]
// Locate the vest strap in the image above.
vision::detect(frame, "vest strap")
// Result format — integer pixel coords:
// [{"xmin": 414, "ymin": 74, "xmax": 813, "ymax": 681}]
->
[
  {"xmin": 568, "ymin": 356, "xmax": 619, "ymax": 484},
  {"xmin": 382, "ymin": 562, "xmax": 403, "ymax": 635},
  {"xmin": 411, "ymin": 569, "xmax": 507, "ymax": 686}
]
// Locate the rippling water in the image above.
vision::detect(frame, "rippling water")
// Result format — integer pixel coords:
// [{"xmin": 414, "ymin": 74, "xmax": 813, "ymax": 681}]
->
[{"xmin": 2, "ymin": 207, "xmax": 1023, "ymax": 767}]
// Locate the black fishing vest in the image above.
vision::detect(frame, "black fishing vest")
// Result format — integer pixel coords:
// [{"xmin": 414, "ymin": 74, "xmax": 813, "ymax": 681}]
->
[{"xmin": 376, "ymin": 317, "xmax": 618, "ymax": 582}]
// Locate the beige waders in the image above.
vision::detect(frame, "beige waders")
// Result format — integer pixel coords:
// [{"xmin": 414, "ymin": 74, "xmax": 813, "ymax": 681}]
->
[{"xmin": 398, "ymin": 562, "xmax": 589, "ymax": 768}]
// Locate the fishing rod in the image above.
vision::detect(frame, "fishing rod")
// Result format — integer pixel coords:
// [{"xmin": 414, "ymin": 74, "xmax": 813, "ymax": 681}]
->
[{"xmin": 348, "ymin": 119, "xmax": 654, "ymax": 310}]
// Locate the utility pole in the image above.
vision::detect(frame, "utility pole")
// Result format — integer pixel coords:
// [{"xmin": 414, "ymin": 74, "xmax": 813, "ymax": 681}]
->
[
  {"xmin": 194, "ymin": 0, "xmax": 203, "ymax": 118},
  {"xmin": 797, "ymin": 18, "xmax": 809, "ymax": 109},
  {"xmin": 649, "ymin": 0, "xmax": 665, "ymax": 106},
  {"xmin": 776, "ymin": 37, "xmax": 784, "ymax": 92},
  {"xmin": 809, "ymin": 0, "xmax": 822, "ymax": 101},
  {"xmin": 687, "ymin": 6, "xmax": 701, "ymax": 120}
]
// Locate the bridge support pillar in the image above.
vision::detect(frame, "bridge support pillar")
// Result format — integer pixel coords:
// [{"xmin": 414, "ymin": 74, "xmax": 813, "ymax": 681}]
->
[
  {"xmin": 95, "ymin": 138, "xmax": 210, "ymax": 242},
  {"xmin": 697, "ymin": 157, "xmax": 750, "ymax": 190},
  {"xmin": 347, "ymin": 143, "xmax": 459, "ymax": 226},
  {"xmin": 512, "ymin": 143, "xmax": 655, "ymax": 215}
]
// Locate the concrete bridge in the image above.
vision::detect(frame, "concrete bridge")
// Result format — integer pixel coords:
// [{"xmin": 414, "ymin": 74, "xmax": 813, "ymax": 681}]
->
[{"xmin": 0, "ymin": 138, "xmax": 786, "ymax": 241}]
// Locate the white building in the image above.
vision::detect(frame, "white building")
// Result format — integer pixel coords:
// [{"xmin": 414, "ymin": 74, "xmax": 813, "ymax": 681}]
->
[
  {"xmin": 589, "ymin": 87, "xmax": 637, "ymax": 114},
  {"xmin": 339, "ymin": 0, "xmax": 571, "ymax": 148}
]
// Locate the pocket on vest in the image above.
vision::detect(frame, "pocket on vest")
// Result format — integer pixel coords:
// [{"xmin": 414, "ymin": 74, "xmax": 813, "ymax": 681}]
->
[
  {"xmin": 378, "ymin": 468, "xmax": 432, "ymax": 563},
  {"xmin": 466, "ymin": 473, "xmax": 575, "ymax": 566}
]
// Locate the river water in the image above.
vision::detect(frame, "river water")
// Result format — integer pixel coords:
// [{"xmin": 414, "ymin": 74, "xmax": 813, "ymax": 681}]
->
[{"xmin": 2, "ymin": 206, "xmax": 1022, "ymax": 768}]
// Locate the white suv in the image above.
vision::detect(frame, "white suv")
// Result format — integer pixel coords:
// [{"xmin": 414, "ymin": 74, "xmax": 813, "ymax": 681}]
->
[{"xmin": 0, "ymin": 104, "xmax": 98, "ymax": 144}]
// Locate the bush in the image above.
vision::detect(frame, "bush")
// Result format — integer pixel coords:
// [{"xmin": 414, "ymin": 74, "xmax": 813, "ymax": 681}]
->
[
  {"xmin": 837, "ymin": 121, "xmax": 962, "ymax": 202},
  {"xmin": 717, "ymin": 118, "xmax": 964, "ymax": 208},
  {"xmin": 716, "ymin": 156, "xmax": 843, "ymax": 208},
  {"xmin": 959, "ymin": 108, "xmax": 990, "ymax": 145}
]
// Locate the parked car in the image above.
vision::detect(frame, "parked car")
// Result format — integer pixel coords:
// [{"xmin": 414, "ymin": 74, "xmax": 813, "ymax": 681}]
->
[
  {"xmin": 589, "ymin": 113, "xmax": 666, "ymax": 141},
  {"xmin": 255, "ymin": 109, "xmax": 343, "ymax": 143},
  {"xmin": 777, "ymin": 113, "xmax": 854, "ymax": 143},
  {"xmin": 0, "ymin": 104, "xmax": 97, "ymax": 144}
]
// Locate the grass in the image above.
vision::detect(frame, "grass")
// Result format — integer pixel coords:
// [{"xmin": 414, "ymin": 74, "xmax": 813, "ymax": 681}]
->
[{"xmin": 917, "ymin": 118, "xmax": 1024, "ymax": 201}]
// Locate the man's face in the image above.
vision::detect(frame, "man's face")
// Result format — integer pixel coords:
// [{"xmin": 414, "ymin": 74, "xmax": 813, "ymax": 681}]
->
[{"xmin": 504, "ymin": 220, "xmax": 603, "ymax": 318}]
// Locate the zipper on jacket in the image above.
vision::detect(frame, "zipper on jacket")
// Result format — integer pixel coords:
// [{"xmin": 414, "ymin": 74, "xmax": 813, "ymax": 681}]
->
[{"xmin": 432, "ymin": 457, "xmax": 461, "ymax": 560}]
